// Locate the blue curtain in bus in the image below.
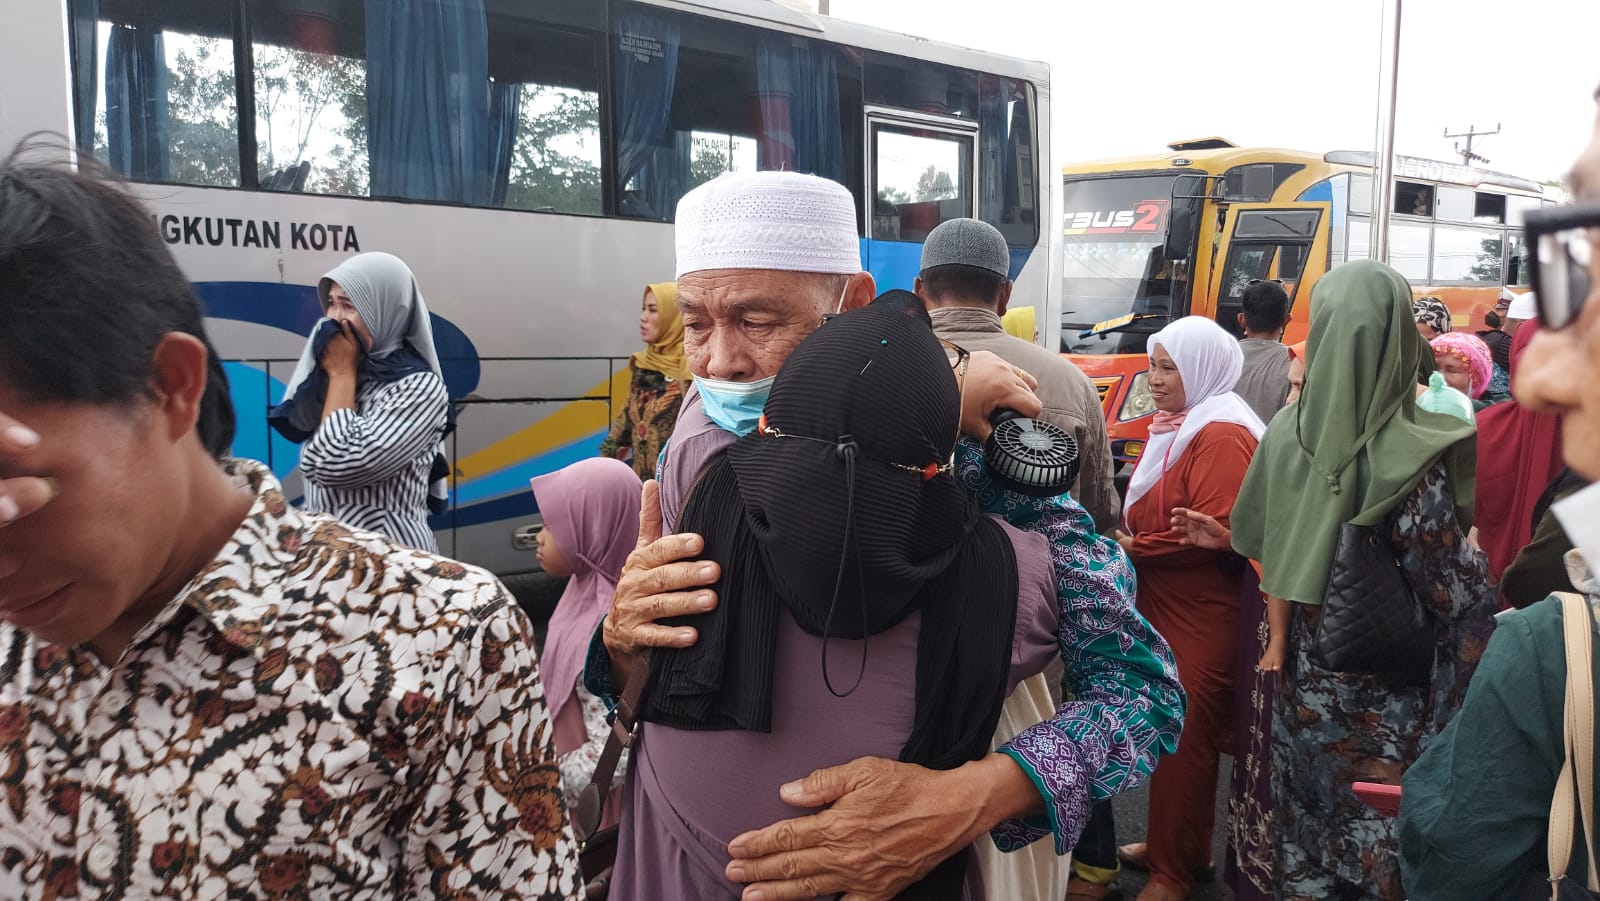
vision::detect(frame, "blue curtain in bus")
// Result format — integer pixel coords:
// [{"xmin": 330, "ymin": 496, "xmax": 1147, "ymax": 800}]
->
[
  {"xmin": 978, "ymin": 76, "xmax": 1010, "ymax": 227},
  {"xmin": 755, "ymin": 38, "xmax": 842, "ymax": 183},
  {"xmin": 365, "ymin": 0, "xmax": 494, "ymax": 205},
  {"xmin": 69, "ymin": 0, "xmax": 99, "ymax": 153},
  {"xmin": 488, "ymin": 80, "xmax": 521, "ymax": 207},
  {"xmin": 613, "ymin": 9, "xmax": 681, "ymax": 219},
  {"xmin": 104, "ymin": 24, "xmax": 169, "ymax": 182}
]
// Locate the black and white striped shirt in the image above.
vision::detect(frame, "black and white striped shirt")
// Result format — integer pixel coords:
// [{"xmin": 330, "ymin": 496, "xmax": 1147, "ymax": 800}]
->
[{"xmin": 300, "ymin": 372, "xmax": 448, "ymax": 552}]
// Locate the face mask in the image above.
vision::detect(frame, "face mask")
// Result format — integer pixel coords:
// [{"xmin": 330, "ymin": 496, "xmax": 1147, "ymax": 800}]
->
[
  {"xmin": 696, "ymin": 280, "xmax": 849, "ymax": 436},
  {"xmin": 697, "ymin": 374, "xmax": 776, "ymax": 436},
  {"xmin": 1554, "ymin": 480, "xmax": 1600, "ymax": 579}
]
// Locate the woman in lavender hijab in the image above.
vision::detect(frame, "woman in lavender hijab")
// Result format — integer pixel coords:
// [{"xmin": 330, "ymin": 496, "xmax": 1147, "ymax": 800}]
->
[{"xmin": 531, "ymin": 457, "xmax": 642, "ymax": 828}]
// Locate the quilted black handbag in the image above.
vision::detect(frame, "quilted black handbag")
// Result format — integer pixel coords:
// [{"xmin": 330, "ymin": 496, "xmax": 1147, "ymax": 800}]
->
[{"xmin": 1309, "ymin": 522, "xmax": 1435, "ymax": 685}]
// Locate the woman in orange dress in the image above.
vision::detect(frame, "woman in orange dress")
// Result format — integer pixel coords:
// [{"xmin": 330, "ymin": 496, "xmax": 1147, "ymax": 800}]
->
[{"xmin": 1112, "ymin": 316, "xmax": 1266, "ymax": 901}]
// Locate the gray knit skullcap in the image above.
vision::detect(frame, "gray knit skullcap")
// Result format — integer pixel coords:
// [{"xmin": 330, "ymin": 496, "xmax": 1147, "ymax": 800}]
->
[{"xmin": 919, "ymin": 218, "xmax": 1010, "ymax": 278}]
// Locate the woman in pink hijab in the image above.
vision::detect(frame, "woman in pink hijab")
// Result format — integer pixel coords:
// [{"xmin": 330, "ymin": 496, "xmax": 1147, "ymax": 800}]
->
[{"xmin": 530, "ymin": 457, "xmax": 643, "ymax": 827}]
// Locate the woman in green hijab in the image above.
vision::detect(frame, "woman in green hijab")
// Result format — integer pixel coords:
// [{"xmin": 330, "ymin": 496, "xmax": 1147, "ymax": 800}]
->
[{"xmin": 1230, "ymin": 260, "xmax": 1498, "ymax": 901}]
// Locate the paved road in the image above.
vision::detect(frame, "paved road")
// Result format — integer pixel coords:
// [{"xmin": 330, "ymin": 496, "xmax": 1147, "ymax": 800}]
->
[{"xmin": 1104, "ymin": 758, "xmax": 1235, "ymax": 900}]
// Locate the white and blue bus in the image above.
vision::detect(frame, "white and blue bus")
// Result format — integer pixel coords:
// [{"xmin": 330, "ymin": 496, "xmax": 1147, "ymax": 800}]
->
[{"xmin": 3, "ymin": 0, "xmax": 1057, "ymax": 575}]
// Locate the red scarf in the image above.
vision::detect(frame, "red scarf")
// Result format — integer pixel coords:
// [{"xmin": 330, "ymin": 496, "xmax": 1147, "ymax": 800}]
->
[{"xmin": 1475, "ymin": 323, "xmax": 1564, "ymax": 581}]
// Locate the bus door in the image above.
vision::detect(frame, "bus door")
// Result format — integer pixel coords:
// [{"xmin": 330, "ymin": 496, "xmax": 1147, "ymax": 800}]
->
[
  {"xmin": 1212, "ymin": 203, "xmax": 1330, "ymax": 340},
  {"xmin": 864, "ymin": 108, "xmax": 979, "ymax": 291}
]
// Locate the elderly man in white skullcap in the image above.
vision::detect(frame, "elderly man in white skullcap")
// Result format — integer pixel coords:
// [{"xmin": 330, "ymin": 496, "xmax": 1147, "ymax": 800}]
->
[{"xmin": 582, "ymin": 171, "xmax": 1185, "ymax": 901}]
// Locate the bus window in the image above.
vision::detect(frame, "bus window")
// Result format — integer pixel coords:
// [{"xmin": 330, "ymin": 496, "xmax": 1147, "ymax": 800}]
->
[
  {"xmin": 1348, "ymin": 217, "xmax": 1371, "ymax": 262},
  {"xmin": 72, "ymin": 0, "xmax": 240, "ymax": 186},
  {"xmin": 866, "ymin": 53, "xmax": 979, "ymax": 119},
  {"xmin": 1233, "ymin": 209, "xmax": 1319, "ymax": 239},
  {"xmin": 1220, "ymin": 244, "xmax": 1309, "ymax": 303},
  {"xmin": 614, "ymin": 2, "xmax": 859, "ymax": 221},
  {"xmin": 1434, "ymin": 186, "xmax": 1476, "ymax": 222},
  {"xmin": 1395, "ymin": 181, "xmax": 1433, "ymax": 217},
  {"xmin": 870, "ymin": 124, "xmax": 975, "ymax": 242},
  {"xmin": 1508, "ymin": 193, "xmax": 1543, "ymax": 225},
  {"xmin": 1432, "ymin": 226, "xmax": 1503, "ymax": 283},
  {"xmin": 1474, "ymin": 192, "xmax": 1507, "ymax": 224},
  {"xmin": 1327, "ymin": 174, "xmax": 1350, "ymax": 267},
  {"xmin": 1350, "ymin": 174, "xmax": 1374, "ymax": 215},
  {"xmin": 978, "ymin": 76, "xmax": 1037, "ymax": 246},
  {"xmin": 1507, "ymin": 232, "xmax": 1531, "ymax": 286},
  {"xmin": 1389, "ymin": 221, "xmax": 1432, "ymax": 280},
  {"xmin": 243, "ymin": 0, "xmax": 606, "ymax": 209}
]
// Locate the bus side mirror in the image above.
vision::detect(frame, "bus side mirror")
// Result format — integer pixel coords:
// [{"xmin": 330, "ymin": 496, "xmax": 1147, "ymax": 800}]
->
[
  {"xmin": 1162, "ymin": 176, "xmax": 1204, "ymax": 263},
  {"xmin": 1163, "ymin": 216, "xmax": 1193, "ymax": 263}
]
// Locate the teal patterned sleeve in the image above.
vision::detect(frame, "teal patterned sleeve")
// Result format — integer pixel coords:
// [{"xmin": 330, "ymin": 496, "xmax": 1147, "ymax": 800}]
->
[{"xmin": 952, "ymin": 440, "xmax": 1185, "ymax": 855}]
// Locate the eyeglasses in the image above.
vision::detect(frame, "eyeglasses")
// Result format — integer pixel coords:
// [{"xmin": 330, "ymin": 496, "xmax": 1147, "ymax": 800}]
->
[
  {"xmin": 1524, "ymin": 202, "xmax": 1597, "ymax": 332},
  {"xmin": 1246, "ymin": 278, "xmax": 1285, "ymax": 286}
]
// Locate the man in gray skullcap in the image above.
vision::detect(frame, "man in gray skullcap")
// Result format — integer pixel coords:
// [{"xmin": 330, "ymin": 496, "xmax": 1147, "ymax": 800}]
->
[{"xmin": 917, "ymin": 218, "xmax": 1119, "ymax": 532}]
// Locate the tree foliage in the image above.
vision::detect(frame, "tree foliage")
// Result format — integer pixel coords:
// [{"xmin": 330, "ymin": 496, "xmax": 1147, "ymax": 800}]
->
[
  {"xmin": 504, "ymin": 86, "xmax": 601, "ymax": 214},
  {"xmin": 146, "ymin": 37, "xmax": 605, "ymax": 210}
]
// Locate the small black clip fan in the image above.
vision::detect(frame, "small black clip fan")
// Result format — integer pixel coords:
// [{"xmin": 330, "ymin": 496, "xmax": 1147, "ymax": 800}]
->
[{"xmin": 983, "ymin": 410, "xmax": 1080, "ymax": 497}]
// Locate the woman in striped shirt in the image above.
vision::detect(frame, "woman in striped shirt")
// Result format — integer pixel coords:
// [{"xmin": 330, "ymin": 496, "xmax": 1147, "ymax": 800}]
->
[{"xmin": 269, "ymin": 252, "xmax": 451, "ymax": 551}]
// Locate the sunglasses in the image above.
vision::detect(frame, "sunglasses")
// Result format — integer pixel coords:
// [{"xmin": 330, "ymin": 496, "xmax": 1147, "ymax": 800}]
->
[
  {"xmin": 1524, "ymin": 202, "xmax": 1597, "ymax": 332},
  {"xmin": 1246, "ymin": 278, "xmax": 1285, "ymax": 286}
]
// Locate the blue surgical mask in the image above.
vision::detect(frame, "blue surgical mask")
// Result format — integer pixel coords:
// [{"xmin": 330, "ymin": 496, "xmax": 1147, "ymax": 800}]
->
[{"xmin": 697, "ymin": 374, "xmax": 775, "ymax": 436}]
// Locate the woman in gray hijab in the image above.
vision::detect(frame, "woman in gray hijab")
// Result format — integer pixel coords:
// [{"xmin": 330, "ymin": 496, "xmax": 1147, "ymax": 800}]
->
[{"xmin": 269, "ymin": 252, "xmax": 451, "ymax": 551}]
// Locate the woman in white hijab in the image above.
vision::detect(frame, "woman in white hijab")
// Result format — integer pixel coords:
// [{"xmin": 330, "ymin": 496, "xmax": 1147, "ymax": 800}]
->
[
  {"xmin": 1101, "ymin": 316, "xmax": 1266, "ymax": 901},
  {"xmin": 268, "ymin": 252, "xmax": 451, "ymax": 552}
]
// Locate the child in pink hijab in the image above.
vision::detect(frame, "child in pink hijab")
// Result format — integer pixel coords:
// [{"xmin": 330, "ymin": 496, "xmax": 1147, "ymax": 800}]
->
[
  {"xmin": 530, "ymin": 457, "xmax": 642, "ymax": 828},
  {"xmin": 1429, "ymin": 332, "xmax": 1494, "ymax": 399}
]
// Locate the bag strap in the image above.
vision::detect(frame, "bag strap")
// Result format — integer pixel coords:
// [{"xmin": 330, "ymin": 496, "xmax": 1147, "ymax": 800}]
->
[
  {"xmin": 1548, "ymin": 592, "xmax": 1597, "ymax": 897},
  {"xmin": 573, "ymin": 649, "xmax": 653, "ymax": 845}
]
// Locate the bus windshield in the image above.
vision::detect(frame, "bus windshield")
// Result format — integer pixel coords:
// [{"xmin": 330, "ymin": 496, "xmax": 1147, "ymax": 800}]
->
[{"xmin": 1060, "ymin": 174, "xmax": 1191, "ymax": 354}]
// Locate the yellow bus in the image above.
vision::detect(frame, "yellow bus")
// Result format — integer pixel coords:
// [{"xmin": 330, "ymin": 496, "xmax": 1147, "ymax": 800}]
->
[{"xmin": 1059, "ymin": 138, "xmax": 1551, "ymax": 466}]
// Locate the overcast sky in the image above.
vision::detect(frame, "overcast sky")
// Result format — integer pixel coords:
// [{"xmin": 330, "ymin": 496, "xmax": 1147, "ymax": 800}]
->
[{"xmin": 828, "ymin": 0, "xmax": 1597, "ymax": 184}]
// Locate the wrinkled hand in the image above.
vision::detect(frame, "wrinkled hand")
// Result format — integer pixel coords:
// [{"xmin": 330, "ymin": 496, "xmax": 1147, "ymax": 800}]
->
[
  {"xmin": 1169, "ymin": 507, "xmax": 1231, "ymax": 550},
  {"xmin": 0, "ymin": 414, "xmax": 55, "ymax": 527},
  {"xmin": 725, "ymin": 757, "xmax": 991, "ymax": 901},
  {"xmin": 959, "ymin": 351, "xmax": 1041, "ymax": 443},
  {"xmin": 318, "ymin": 321, "xmax": 363, "ymax": 377},
  {"xmin": 602, "ymin": 479, "xmax": 719, "ymax": 680}
]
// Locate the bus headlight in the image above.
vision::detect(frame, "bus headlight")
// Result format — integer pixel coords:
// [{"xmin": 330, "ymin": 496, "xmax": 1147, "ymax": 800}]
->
[{"xmin": 1120, "ymin": 371, "xmax": 1156, "ymax": 420}]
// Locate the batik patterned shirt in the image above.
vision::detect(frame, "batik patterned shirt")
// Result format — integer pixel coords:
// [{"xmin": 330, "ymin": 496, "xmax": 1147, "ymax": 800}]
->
[
  {"xmin": 952, "ymin": 442, "xmax": 1186, "ymax": 856},
  {"xmin": 0, "ymin": 458, "xmax": 581, "ymax": 900}
]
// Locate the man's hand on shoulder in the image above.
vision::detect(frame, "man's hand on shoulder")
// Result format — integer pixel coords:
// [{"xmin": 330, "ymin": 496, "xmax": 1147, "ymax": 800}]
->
[
  {"xmin": 602, "ymin": 480, "xmax": 720, "ymax": 686},
  {"xmin": 724, "ymin": 754, "xmax": 1043, "ymax": 901}
]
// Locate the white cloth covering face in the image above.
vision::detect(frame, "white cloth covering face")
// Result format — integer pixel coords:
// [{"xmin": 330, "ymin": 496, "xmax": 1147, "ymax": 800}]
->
[
  {"xmin": 280, "ymin": 251, "xmax": 449, "ymax": 510},
  {"xmin": 1122, "ymin": 316, "xmax": 1267, "ymax": 516}
]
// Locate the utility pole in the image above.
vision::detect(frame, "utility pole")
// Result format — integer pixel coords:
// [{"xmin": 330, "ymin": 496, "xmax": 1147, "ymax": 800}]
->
[
  {"xmin": 1371, "ymin": 0, "xmax": 1402, "ymax": 262},
  {"xmin": 1445, "ymin": 123, "xmax": 1500, "ymax": 167}
]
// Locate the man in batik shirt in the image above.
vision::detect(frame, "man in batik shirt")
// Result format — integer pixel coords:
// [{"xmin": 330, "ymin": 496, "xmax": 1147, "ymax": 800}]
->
[{"xmin": 0, "ymin": 146, "xmax": 581, "ymax": 898}]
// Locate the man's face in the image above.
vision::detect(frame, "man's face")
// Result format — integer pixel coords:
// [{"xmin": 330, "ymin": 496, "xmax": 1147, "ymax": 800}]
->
[
  {"xmin": 677, "ymin": 269, "xmax": 846, "ymax": 381},
  {"xmin": 1515, "ymin": 101, "xmax": 1600, "ymax": 480},
  {"xmin": 0, "ymin": 387, "xmax": 186, "ymax": 647}
]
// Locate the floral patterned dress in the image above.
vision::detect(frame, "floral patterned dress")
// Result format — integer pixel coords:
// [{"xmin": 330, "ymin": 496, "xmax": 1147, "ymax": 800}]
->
[
  {"xmin": 1272, "ymin": 463, "xmax": 1498, "ymax": 900},
  {"xmin": 599, "ymin": 368, "xmax": 686, "ymax": 481}
]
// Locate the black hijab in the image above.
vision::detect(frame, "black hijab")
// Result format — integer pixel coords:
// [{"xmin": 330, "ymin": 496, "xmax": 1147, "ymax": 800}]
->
[{"xmin": 646, "ymin": 295, "xmax": 1019, "ymax": 900}]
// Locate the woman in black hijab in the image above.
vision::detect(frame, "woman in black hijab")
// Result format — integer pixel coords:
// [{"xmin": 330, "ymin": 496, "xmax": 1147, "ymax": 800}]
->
[{"xmin": 610, "ymin": 295, "xmax": 1066, "ymax": 901}]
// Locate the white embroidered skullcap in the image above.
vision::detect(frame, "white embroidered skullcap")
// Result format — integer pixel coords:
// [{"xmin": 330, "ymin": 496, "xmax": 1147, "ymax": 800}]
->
[
  {"xmin": 1506, "ymin": 291, "xmax": 1537, "ymax": 320},
  {"xmin": 675, "ymin": 171, "xmax": 861, "ymax": 278}
]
